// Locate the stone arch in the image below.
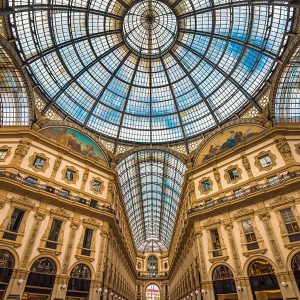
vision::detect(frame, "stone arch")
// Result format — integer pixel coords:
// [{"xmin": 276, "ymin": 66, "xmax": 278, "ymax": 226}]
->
[
  {"xmin": 208, "ymin": 262, "xmax": 236, "ymax": 280},
  {"xmin": 68, "ymin": 261, "xmax": 96, "ymax": 280},
  {"xmin": 145, "ymin": 282, "xmax": 161, "ymax": 299},
  {"xmin": 27, "ymin": 254, "xmax": 61, "ymax": 275},
  {"xmin": 242, "ymin": 255, "xmax": 279, "ymax": 277},
  {"xmin": 0, "ymin": 245, "xmax": 20, "ymax": 269}
]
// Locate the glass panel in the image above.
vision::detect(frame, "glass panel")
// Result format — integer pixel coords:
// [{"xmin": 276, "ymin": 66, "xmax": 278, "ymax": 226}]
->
[
  {"xmin": 116, "ymin": 150, "xmax": 186, "ymax": 251},
  {"xmin": 7, "ymin": 0, "xmax": 294, "ymax": 142},
  {"xmin": 259, "ymin": 155, "xmax": 272, "ymax": 167},
  {"xmin": 47, "ymin": 219, "xmax": 62, "ymax": 242},
  {"xmin": 280, "ymin": 208, "xmax": 300, "ymax": 235},
  {"xmin": 6, "ymin": 208, "xmax": 25, "ymax": 232},
  {"xmin": 33, "ymin": 157, "xmax": 46, "ymax": 169},
  {"xmin": 82, "ymin": 228, "xmax": 93, "ymax": 250}
]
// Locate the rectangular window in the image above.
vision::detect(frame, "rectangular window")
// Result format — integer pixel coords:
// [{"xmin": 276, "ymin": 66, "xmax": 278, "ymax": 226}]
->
[
  {"xmin": 280, "ymin": 208, "xmax": 300, "ymax": 242},
  {"xmin": 3, "ymin": 208, "xmax": 25, "ymax": 241},
  {"xmin": 81, "ymin": 228, "xmax": 93, "ymax": 256},
  {"xmin": 259, "ymin": 155, "xmax": 272, "ymax": 168},
  {"xmin": 228, "ymin": 168, "xmax": 239, "ymax": 181},
  {"xmin": 201, "ymin": 180, "xmax": 211, "ymax": 192},
  {"xmin": 33, "ymin": 156, "xmax": 46, "ymax": 169},
  {"xmin": 0, "ymin": 149, "xmax": 8, "ymax": 160},
  {"xmin": 45, "ymin": 219, "xmax": 62, "ymax": 249},
  {"xmin": 210, "ymin": 228, "xmax": 222, "ymax": 257},
  {"xmin": 241, "ymin": 219, "xmax": 259, "ymax": 250},
  {"xmin": 267, "ymin": 176, "xmax": 279, "ymax": 186},
  {"xmin": 66, "ymin": 169, "xmax": 75, "ymax": 181}
]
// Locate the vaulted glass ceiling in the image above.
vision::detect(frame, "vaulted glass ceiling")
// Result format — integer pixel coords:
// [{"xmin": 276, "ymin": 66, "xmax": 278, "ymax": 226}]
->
[
  {"xmin": 116, "ymin": 150, "xmax": 186, "ymax": 252},
  {"xmin": 8, "ymin": 0, "xmax": 294, "ymax": 144}
]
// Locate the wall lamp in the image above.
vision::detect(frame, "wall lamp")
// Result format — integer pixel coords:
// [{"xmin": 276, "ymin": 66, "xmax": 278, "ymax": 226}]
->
[
  {"xmin": 17, "ymin": 279, "xmax": 23, "ymax": 286},
  {"xmin": 281, "ymin": 281, "xmax": 288, "ymax": 288},
  {"xmin": 201, "ymin": 288, "xmax": 207, "ymax": 295},
  {"xmin": 236, "ymin": 286, "xmax": 243, "ymax": 293},
  {"xmin": 60, "ymin": 284, "xmax": 67, "ymax": 291},
  {"xmin": 96, "ymin": 288, "xmax": 102, "ymax": 294}
]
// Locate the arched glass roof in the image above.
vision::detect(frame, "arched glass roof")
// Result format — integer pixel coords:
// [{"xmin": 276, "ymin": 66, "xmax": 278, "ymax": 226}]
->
[
  {"xmin": 116, "ymin": 150, "xmax": 186, "ymax": 252},
  {"xmin": 8, "ymin": 0, "xmax": 294, "ymax": 143},
  {"xmin": 275, "ymin": 45, "xmax": 300, "ymax": 122}
]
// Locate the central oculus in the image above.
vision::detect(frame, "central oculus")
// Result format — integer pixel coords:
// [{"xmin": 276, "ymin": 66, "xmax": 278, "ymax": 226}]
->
[{"xmin": 122, "ymin": 0, "xmax": 178, "ymax": 58}]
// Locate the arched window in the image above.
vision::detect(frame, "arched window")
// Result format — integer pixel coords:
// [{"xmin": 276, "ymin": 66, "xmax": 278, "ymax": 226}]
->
[
  {"xmin": 292, "ymin": 253, "xmax": 300, "ymax": 292},
  {"xmin": 0, "ymin": 250, "xmax": 15, "ymax": 299},
  {"xmin": 145, "ymin": 283, "xmax": 160, "ymax": 300},
  {"xmin": 274, "ymin": 45, "xmax": 300, "ymax": 122},
  {"xmin": 0, "ymin": 44, "xmax": 30, "ymax": 126},
  {"xmin": 25, "ymin": 258, "xmax": 56, "ymax": 297},
  {"xmin": 248, "ymin": 259, "xmax": 281, "ymax": 300},
  {"xmin": 66, "ymin": 264, "xmax": 91, "ymax": 299},
  {"xmin": 212, "ymin": 265, "xmax": 236, "ymax": 297},
  {"xmin": 147, "ymin": 255, "xmax": 158, "ymax": 276}
]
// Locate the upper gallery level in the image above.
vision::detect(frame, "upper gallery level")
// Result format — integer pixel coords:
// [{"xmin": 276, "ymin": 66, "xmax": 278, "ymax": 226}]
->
[
  {"xmin": 0, "ymin": 125, "xmax": 137, "ymax": 265},
  {"xmin": 169, "ymin": 122, "xmax": 300, "ymax": 266}
]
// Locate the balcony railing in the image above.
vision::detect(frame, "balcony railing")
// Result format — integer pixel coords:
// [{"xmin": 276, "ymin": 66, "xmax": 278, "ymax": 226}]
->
[
  {"xmin": 0, "ymin": 171, "xmax": 115, "ymax": 215},
  {"xmin": 189, "ymin": 170, "xmax": 300, "ymax": 214},
  {"xmin": 137, "ymin": 272, "xmax": 168, "ymax": 278}
]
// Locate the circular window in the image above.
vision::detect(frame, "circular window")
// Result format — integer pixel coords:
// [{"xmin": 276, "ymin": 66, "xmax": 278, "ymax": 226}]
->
[{"xmin": 122, "ymin": 0, "xmax": 177, "ymax": 58}]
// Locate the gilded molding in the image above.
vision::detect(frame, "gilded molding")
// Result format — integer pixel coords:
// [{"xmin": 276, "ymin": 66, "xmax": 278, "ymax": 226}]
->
[
  {"xmin": 213, "ymin": 167, "xmax": 222, "ymax": 189},
  {"xmin": 241, "ymin": 155, "xmax": 253, "ymax": 178},
  {"xmin": 11, "ymin": 141, "xmax": 31, "ymax": 166},
  {"xmin": 0, "ymin": 145, "xmax": 11, "ymax": 161},
  {"xmin": 254, "ymin": 150, "xmax": 277, "ymax": 171},
  {"xmin": 20, "ymin": 211, "xmax": 46, "ymax": 268},
  {"xmin": 90, "ymin": 177, "xmax": 104, "ymax": 194},
  {"xmin": 258, "ymin": 211, "xmax": 285, "ymax": 270},
  {"xmin": 224, "ymin": 223, "xmax": 243, "ymax": 276},
  {"xmin": 198, "ymin": 177, "xmax": 213, "ymax": 195},
  {"xmin": 224, "ymin": 165, "xmax": 242, "ymax": 184},
  {"xmin": 295, "ymin": 143, "xmax": 300, "ymax": 155},
  {"xmin": 275, "ymin": 136, "xmax": 294, "ymax": 163},
  {"xmin": 62, "ymin": 221, "xmax": 79, "ymax": 274},
  {"xmin": 50, "ymin": 155, "xmax": 62, "ymax": 179},
  {"xmin": 61, "ymin": 165, "xmax": 79, "ymax": 184},
  {"xmin": 28, "ymin": 152, "xmax": 50, "ymax": 173}
]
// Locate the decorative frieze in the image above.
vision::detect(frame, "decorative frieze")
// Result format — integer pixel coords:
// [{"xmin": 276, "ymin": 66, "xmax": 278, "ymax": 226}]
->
[
  {"xmin": 224, "ymin": 223, "xmax": 243, "ymax": 276},
  {"xmin": 62, "ymin": 221, "xmax": 79, "ymax": 274},
  {"xmin": 11, "ymin": 141, "xmax": 31, "ymax": 166},
  {"xmin": 258, "ymin": 211, "xmax": 285, "ymax": 270},
  {"xmin": 20, "ymin": 210, "xmax": 46, "ymax": 268}
]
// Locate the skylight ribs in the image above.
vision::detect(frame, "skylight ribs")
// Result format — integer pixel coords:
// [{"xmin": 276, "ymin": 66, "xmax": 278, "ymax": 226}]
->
[{"xmin": 116, "ymin": 150, "xmax": 186, "ymax": 252}]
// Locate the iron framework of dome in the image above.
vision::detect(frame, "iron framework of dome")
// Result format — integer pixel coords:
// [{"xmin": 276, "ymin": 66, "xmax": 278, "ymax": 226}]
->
[
  {"xmin": 116, "ymin": 150, "xmax": 186, "ymax": 252},
  {"xmin": 7, "ymin": 0, "xmax": 294, "ymax": 143}
]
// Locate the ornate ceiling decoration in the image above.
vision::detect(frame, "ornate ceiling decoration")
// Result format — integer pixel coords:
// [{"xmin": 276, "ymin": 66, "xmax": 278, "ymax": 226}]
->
[{"xmin": 6, "ymin": 0, "xmax": 295, "ymax": 144}]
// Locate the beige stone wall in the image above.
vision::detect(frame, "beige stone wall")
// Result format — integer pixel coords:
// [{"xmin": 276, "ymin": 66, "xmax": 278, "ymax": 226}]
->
[
  {"xmin": 169, "ymin": 125, "xmax": 300, "ymax": 300},
  {"xmin": 0, "ymin": 128, "xmax": 136, "ymax": 300}
]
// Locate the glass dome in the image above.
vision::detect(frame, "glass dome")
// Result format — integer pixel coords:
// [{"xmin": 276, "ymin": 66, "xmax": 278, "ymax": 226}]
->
[{"xmin": 8, "ymin": 0, "xmax": 294, "ymax": 143}]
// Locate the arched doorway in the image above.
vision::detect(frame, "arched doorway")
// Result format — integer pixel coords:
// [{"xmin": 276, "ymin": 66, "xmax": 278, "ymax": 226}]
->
[
  {"xmin": 145, "ymin": 284, "xmax": 160, "ymax": 300},
  {"xmin": 212, "ymin": 265, "xmax": 237, "ymax": 300},
  {"xmin": 248, "ymin": 259, "xmax": 281, "ymax": 300},
  {"xmin": 147, "ymin": 256, "xmax": 158, "ymax": 276},
  {"xmin": 66, "ymin": 264, "xmax": 91, "ymax": 300},
  {"xmin": 0, "ymin": 250, "xmax": 14, "ymax": 300},
  {"xmin": 24, "ymin": 257, "xmax": 56, "ymax": 300},
  {"xmin": 292, "ymin": 252, "xmax": 300, "ymax": 292}
]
